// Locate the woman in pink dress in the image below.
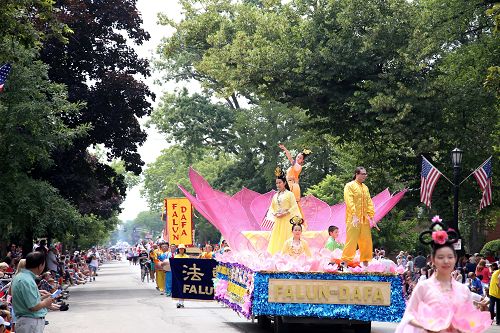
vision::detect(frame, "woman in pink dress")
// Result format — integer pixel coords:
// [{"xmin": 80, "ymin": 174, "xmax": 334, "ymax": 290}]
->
[{"xmin": 396, "ymin": 218, "xmax": 472, "ymax": 333}]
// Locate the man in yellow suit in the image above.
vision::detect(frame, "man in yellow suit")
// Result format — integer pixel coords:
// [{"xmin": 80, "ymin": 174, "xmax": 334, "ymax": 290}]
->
[{"xmin": 341, "ymin": 167, "xmax": 375, "ymax": 266}]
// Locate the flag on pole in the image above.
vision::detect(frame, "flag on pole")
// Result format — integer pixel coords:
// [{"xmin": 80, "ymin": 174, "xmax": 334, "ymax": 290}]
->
[
  {"xmin": 420, "ymin": 156, "xmax": 442, "ymax": 207},
  {"xmin": 0, "ymin": 64, "xmax": 12, "ymax": 92},
  {"xmin": 473, "ymin": 157, "xmax": 492, "ymax": 210},
  {"xmin": 260, "ymin": 211, "xmax": 275, "ymax": 230}
]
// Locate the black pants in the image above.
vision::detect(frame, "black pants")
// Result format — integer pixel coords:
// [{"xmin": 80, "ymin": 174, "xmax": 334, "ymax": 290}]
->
[{"xmin": 490, "ymin": 295, "xmax": 500, "ymax": 324}]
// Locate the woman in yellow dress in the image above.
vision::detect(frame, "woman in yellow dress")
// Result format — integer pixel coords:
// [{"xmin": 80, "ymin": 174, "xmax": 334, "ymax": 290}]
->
[
  {"xmin": 278, "ymin": 144, "xmax": 311, "ymax": 229},
  {"xmin": 281, "ymin": 218, "xmax": 311, "ymax": 257},
  {"xmin": 266, "ymin": 168, "xmax": 302, "ymax": 255}
]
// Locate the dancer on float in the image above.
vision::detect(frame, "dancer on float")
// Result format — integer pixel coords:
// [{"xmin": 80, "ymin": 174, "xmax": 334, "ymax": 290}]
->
[
  {"xmin": 278, "ymin": 143, "xmax": 311, "ymax": 229},
  {"xmin": 341, "ymin": 166, "xmax": 375, "ymax": 267},
  {"xmin": 281, "ymin": 217, "xmax": 311, "ymax": 257},
  {"xmin": 266, "ymin": 167, "xmax": 302, "ymax": 255},
  {"xmin": 395, "ymin": 218, "xmax": 473, "ymax": 333}
]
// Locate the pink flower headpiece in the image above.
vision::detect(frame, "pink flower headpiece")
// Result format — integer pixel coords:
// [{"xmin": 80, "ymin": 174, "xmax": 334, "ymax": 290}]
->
[{"xmin": 419, "ymin": 215, "xmax": 459, "ymax": 246}]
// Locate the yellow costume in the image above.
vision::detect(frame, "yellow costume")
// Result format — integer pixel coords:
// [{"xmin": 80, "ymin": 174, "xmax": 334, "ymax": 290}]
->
[
  {"xmin": 281, "ymin": 238, "xmax": 311, "ymax": 257},
  {"xmin": 286, "ymin": 163, "xmax": 302, "ymax": 201},
  {"xmin": 199, "ymin": 251, "xmax": 213, "ymax": 259},
  {"xmin": 286, "ymin": 163, "xmax": 307, "ymax": 229},
  {"xmin": 154, "ymin": 248, "xmax": 167, "ymax": 291},
  {"xmin": 341, "ymin": 180, "xmax": 375, "ymax": 263},
  {"xmin": 266, "ymin": 190, "xmax": 301, "ymax": 255}
]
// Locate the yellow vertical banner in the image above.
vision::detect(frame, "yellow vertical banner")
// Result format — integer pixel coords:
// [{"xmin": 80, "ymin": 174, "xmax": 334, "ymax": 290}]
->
[{"xmin": 166, "ymin": 198, "xmax": 193, "ymax": 245}]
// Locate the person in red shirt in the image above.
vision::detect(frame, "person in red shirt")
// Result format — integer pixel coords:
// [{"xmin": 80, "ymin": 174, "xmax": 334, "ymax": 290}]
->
[{"xmin": 475, "ymin": 259, "xmax": 491, "ymax": 288}]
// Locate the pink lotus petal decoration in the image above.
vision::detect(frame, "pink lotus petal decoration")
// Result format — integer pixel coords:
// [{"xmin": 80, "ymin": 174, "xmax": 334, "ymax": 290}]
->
[
  {"xmin": 367, "ymin": 261, "xmax": 386, "ymax": 273},
  {"xmin": 416, "ymin": 302, "xmax": 453, "ymax": 332},
  {"xmin": 217, "ymin": 249, "xmax": 403, "ymax": 274},
  {"xmin": 452, "ymin": 302, "xmax": 492, "ymax": 333},
  {"xmin": 324, "ymin": 262, "xmax": 339, "ymax": 272},
  {"xmin": 179, "ymin": 168, "xmax": 406, "ymax": 254}
]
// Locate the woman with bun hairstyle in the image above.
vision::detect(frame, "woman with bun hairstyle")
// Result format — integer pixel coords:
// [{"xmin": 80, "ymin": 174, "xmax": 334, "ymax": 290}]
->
[
  {"xmin": 278, "ymin": 144, "xmax": 311, "ymax": 229},
  {"xmin": 395, "ymin": 216, "xmax": 477, "ymax": 333},
  {"xmin": 266, "ymin": 167, "xmax": 302, "ymax": 255},
  {"xmin": 281, "ymin": 218, "xmax": 311, "ymax": 257}
]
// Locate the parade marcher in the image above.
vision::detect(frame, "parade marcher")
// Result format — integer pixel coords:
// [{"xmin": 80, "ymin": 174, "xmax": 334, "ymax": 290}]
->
[
  {"xmin": 395, "ymin": 219, "xmax": 473, "ymax": 333},
  {"xmin": 199, "ymin": 245, "xmax": 214, "ymax": 259},
  {"xmin": 161, "ymin": 244, "xmax": 176, "ymax": 297},
  {"xmin": 174, "ymin": 244, "xmax": 189, "ymax": 308},
  {"xmin": 341, "ymin": 167, "xmax": 375, "ymax": 266},
  {"xmin": 324, "ymin": 225, "xmax": 343, "ymax": 251},
  {"xmin": 281, "ymin": 218, "xmax": 311, "ymax": 257},
  {"xmin": 266, "ymin": 167, "xmax": 302, "ymax": 255},
  {"xmin": 154, "ymin": 242, "xmax": 169, "ymax": 295},
  {"xmin": 489, "ymin": 262, "xmax": 500, "ymax": 325},
  {"xmin": 278, "ymin": 144, "xmax": 311, "ymax": 229},
  {"xmin": 148, "ymin": 244, "xmax": 158, "ymax": 282}
]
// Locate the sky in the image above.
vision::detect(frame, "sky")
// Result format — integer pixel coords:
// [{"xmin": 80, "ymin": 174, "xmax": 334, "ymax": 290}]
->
[{"xmin": 118, "ymin": 0, "xmax": 183, "ymax": 222}]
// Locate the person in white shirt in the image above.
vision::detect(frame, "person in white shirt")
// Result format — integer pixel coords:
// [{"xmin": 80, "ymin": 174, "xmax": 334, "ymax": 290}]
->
[{"xmin": 87, "ymin": 247, "xmax": 99, "ymax": 282}]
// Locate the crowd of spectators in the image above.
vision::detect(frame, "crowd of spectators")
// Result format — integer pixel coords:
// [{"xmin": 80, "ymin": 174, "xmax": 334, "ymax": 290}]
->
[
  {"xmin": 392, "ymin": 250, "xmax": 500, "ymax": 326},
  {"xmin": 0, "ymin": 241, "xmax": 113, "ymax": 332}
]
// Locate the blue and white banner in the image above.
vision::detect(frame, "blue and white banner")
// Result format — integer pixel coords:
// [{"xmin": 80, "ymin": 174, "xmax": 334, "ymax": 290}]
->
[{"xmin": 170, "ymin": 258, "xmax": 217, "ymax": 300}]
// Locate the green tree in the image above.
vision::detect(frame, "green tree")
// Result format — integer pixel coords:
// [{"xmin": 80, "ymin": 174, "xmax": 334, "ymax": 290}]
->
[
  {"xmin": 141, "ymin": 145, "xmax": 235, "ymax": 243},
  {"xmin": 157, "ymin": 0, "xmax": 499, "ymax": 252},
  {"xmin": 0, "ymin": 44, "xmax": 87, "ymax": 252},
  {"xmin": 0, "ymin": 2, "xmax": 124, "ymax": 251},
  {"xmin": 35, "ymin": 0, "xmax": 153, "ymax": 222},
  {"xmin": 372, "ymin": 210, "xmax": 421, "ymax": 256}
]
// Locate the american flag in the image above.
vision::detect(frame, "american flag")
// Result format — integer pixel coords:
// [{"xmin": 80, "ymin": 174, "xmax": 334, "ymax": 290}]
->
[
  {"xmin": 260, "ymin": 211, "xmax": 275, "ymax": 230},
  {"xmin": 473, "ymin": 157, "xmax": 492, "ymax": 210},
  {"xmin": 420, "ymin": 156, "xmax": 442, "ymax": 207},
  {"xmin": 0, "ymin": 63, "xmax": 12, "ymax": 92}
]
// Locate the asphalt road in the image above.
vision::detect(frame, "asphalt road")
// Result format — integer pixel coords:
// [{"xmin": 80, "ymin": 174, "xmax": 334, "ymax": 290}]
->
[{"xmin": 44, "ymin": 260, "xmax": 500, "ymax": 333}]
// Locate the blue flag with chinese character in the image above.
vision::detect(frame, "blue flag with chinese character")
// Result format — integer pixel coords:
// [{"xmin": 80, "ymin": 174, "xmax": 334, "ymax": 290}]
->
[{"xmin": 170, "ymin": 258, "xmax": 217, "ymax": 300}]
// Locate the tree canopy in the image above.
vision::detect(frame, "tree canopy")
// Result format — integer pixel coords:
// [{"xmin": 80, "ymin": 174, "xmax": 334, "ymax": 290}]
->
[
  {"xmin": 145, "ymin": 0, "xmax": 499, "ymax": 252},
  {"xmin": 0, "ymin": 0, "xmax": 152, "ymax": 252}
]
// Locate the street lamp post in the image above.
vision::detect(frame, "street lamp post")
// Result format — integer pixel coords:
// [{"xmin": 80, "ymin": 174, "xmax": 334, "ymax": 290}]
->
[{"xmin": 451, "ymin": 148, "xmax": 463, "ymax": 236}]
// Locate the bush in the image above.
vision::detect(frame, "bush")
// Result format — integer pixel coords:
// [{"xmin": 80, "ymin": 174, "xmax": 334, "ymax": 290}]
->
[{"xmin": 481, "ymin": 240, "xmax": 500, "ymax": 256}]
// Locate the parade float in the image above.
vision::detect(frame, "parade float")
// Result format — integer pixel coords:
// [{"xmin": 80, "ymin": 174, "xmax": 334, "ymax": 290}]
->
[{"xmin": 179, "ymin": 168, "xmax": 407, "ymax": 332}]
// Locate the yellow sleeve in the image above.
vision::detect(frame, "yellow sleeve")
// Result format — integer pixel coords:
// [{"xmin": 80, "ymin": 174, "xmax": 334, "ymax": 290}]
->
[
  {"xmin": 344, "ymin": 182, "xmax": 356, "ymax": 216},
  {"xmin": 152, "ymin": 250, "xmax": 159, "ymax": 263},
  {"xmin": 269, "ymin": 194, "xmax": 277, "ymax": 214},
  {"xmin": 366, "ymin": 186, "xmax": 375, "ymax": 218},
  {"xmin": 303, "ymin": 240, "xmax": 311, "ymax": 257},
  {"xmin": 287, "ymin": 191, "xmax": 301, "ymax": 218},
  {"xmin": 281, "ymin": 239, "xmax": 291, "ymax": 255}
]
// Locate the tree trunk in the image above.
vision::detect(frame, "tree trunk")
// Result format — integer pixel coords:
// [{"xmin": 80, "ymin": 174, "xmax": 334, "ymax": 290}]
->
[
  {"xmin": 22, "ymin": 228, "xmax": 34, "ymax": 257},
  {"xmin": 469, "ymin": 219, "xmax": 482, "ymax": 253}
]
